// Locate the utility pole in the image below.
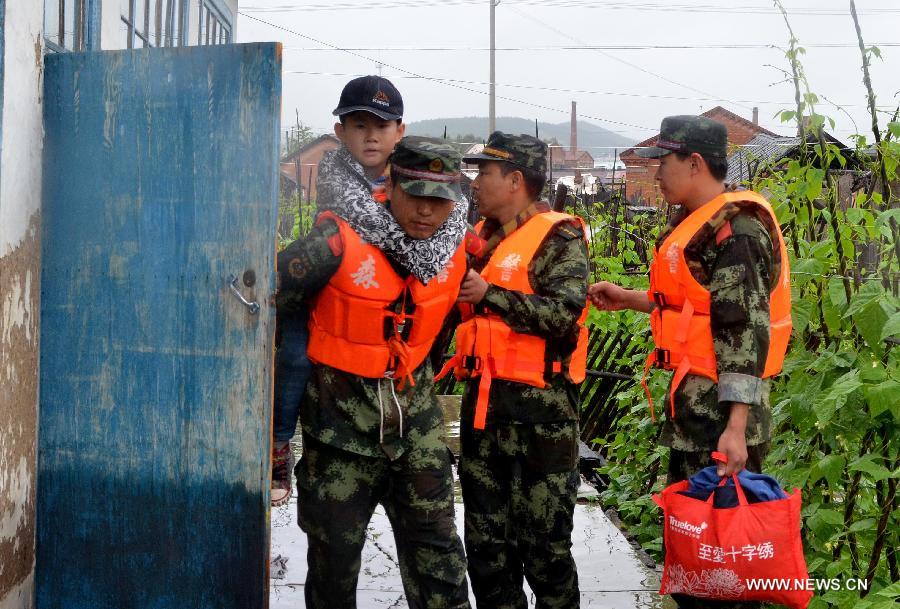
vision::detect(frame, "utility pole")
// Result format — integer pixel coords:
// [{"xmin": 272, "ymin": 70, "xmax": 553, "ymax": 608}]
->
[{"xmin": 489, "ymin": 0, "xmax": 498, "ymax": 135}]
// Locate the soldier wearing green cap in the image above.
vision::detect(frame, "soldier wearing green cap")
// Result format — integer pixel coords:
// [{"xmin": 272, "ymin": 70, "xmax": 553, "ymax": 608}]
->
[
  {"xmin": 589, "ymin": 116, "xmax": 791, "ymax": 609},
  {"xmin": 439, "ymin": 131, "xmax": 590, "ymax": 607},
  {"xmin": 277, "ymin": 136, "xmax": 471, "ymax": 608}
]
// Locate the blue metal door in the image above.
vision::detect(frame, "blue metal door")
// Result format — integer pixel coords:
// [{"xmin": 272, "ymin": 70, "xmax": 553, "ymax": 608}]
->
[{"xmin": 38, "ymin": 44, "xmax": 280, "ymax": 609}]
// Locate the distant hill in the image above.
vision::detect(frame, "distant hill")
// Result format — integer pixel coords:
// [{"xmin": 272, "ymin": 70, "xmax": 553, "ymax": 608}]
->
[{"xmin": 404, "ymin": 116, "xmax": 635, "ymax": 158}]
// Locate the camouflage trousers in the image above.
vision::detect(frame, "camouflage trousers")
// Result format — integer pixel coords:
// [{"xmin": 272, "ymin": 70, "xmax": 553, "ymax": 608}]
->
[
  {"xmin": 295, "ymin": 434, "xmax": 470, "ymax": 609},
  {"xmin": 666, "ymin": 443, "xmax": 770, "ymax": 609},
  {"xmin": 459, "ymin": 420, "xmax": 580, "ymax": 609}
]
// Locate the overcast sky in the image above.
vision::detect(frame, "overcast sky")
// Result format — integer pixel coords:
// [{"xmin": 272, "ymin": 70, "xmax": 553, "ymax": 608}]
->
[{"xmin": 237, "ymin": 0, "xmax": 900, "ymax": 150}]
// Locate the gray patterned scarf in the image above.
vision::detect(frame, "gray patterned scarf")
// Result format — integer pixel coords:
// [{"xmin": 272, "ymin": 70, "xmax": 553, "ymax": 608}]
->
[{"xmin": 316, "ymin": 145, "xmax": 467, "ymax": 284}]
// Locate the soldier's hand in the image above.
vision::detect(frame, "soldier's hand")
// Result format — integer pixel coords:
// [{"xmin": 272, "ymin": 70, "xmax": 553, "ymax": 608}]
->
[
  {"xmin": 588, "ymin": 281, "xmax": 628, "ymax": 311},
  {"xmin": 716, "ymin": 427, "xmax": 748, "ymax": 476},
  {"xmin": 458, "ymin": 269, "xmax": 490, "ymax": 304}
]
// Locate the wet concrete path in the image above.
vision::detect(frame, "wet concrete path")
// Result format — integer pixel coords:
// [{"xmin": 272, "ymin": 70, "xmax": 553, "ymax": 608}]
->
[
  {"xmin": 269, "ymin": 489, "xmax": 665, "ymax": 608},
  {"xmin": 271, "ymin": 395, "xmax": 669, "ymax": 607}
]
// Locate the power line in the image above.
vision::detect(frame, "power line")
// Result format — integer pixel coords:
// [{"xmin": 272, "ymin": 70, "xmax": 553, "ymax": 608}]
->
[
  {"xmin": 239, "ymin": 11, "xmax": 657, "ymax": 135},
  {"xmin": 509, "ymin": 0, "xmax": 900, "ymax": 14},
  {"xmin": 507, "ymin": 4, "xmax": 753, "ymax": 111},
  {"xmin": 276, "ymin": 42, "xmax": 900, "ymax": 51},
  {"xmin": 243, "ymin": 1, "xmax": 897, "ymax": 119},
  {"xmin": 242, "ymin": 1, "xmax": 900, "ymax": 15},
  {"xmin": 282, "ymin": 69, "xmax": 895, "ymax": 110}
]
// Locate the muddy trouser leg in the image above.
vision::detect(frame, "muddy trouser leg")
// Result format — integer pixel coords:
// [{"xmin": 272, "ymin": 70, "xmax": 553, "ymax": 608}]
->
[
  {"xmin": 459, "ymin": 423, "xmax": 528, "ymax": 609},
  {"xmin": 383, "ymin": 435, "xmax": 470, "ymax": 609},
  {"xmin": 514, "ymin": 421, "xmax": 580, "ymax": 609},
  {"xmin": 666, "ymin": 443, "xmax": 770, "ymax": 609},
  {"xmin": 295, "ymin": 434, "xmax": 385, "ymax": 609}
]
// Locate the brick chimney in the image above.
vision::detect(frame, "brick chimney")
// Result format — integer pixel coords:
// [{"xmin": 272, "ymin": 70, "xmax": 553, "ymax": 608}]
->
[{"xmin": 570, "ymin": 101, "xmax": 577, "ymax": 157}]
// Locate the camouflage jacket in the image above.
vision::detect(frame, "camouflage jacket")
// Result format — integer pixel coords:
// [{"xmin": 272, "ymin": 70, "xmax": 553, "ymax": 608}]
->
[
  {"xmin": 658, "ymin": 199, "xmax": 780, "ymax": 451},
  {"xmin": 459, "ymin": 206, "xmax": 590, "ymax": 426},
  {"xmin": 277, "ymin": 218, "xmax": 449, "ymax": 461}
]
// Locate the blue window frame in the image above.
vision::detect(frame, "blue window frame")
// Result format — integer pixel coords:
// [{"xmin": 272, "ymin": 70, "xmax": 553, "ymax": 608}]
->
[{"xmin": 121, "ymin": 0, "xmax": 187, "ymax": 49}]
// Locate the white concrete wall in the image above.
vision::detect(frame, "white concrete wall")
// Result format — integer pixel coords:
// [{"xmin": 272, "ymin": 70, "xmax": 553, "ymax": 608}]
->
[{"xmin": 0, "ymin": 0, "xmax": 43, "ymax": 606}]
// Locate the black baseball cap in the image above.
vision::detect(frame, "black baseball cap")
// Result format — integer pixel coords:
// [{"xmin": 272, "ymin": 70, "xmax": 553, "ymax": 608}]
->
[{"xmin": 332, "ymin": 75, "xmax": 404, "ymax": 121}]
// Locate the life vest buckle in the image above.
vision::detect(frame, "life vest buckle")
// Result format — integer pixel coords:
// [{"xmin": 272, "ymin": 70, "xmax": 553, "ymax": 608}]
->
[
  {"xmin": 654, "ymin": 348, "xmax": 671, "ymax": 367},
  {"xmin": 461, "ymin": 355, "xmax": 482, "ymax": 372},
  {"xmin": 653, "ymin": 292, "xmax": 668, "ymax": 308}
]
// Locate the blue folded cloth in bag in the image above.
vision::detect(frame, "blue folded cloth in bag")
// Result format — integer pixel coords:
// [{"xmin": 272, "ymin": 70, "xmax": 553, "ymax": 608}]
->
[{"xmin": 677, "ymin": 466, "xmax": 788, "ymax": 508}]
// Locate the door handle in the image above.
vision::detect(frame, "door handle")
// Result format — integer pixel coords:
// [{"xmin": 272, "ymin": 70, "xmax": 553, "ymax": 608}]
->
[{"xmin": 228, "ymin": 275, "xmax": 260, "ymax": 315}]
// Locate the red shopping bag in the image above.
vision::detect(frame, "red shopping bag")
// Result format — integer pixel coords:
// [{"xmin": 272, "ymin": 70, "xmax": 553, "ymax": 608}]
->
[{"xmin": 653, "ymin": 469, "xmax": 813, "ymax": 609}]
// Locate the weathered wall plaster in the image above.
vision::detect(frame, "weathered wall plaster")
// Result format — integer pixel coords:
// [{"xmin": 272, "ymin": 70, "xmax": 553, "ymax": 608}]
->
[{"xmin": 0, "ymin": 0, "xmax": 42, "ymax": 607}]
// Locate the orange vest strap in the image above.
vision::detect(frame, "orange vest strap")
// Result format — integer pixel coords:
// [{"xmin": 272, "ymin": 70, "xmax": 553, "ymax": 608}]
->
[
  {"xmin": 641, "ymin": 349, "xmax": 718, "ymax": 421},
  {"xmin": 473, "ymin": 356, "xmax": 497, "ymax": 430},
  {"xmin": 668, "ymin": 357, "xmax": 694, "ymax": 420},
  {"xmin": 674, "ymin": 298, "xmax": 695, "ymax": 345},
  {"xmin": 434, "ymin": 354, "xmax": 460, "ymax": 383}
]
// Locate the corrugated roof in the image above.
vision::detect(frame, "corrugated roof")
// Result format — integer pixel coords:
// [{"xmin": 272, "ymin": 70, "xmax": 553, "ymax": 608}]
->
[
  {"xmin": 726, "ymin": 134, "xmax": 800, "ymax": 184},
  {"xmin": 726, "ymin": 130, "xmax": 854, "ymax": 184},
  {"xmin": 464, "ymin": 143, "xmax": 484, "ymax": 156}
]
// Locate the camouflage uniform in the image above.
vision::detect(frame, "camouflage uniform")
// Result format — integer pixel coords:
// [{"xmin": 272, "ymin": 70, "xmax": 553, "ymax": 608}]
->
[
  {"xmin": 277, "ymin": 137, "xmax": 470, "ymax": 609},
  {"xmin": 657, "ymin": 203, "xmax": 780, "ymax": 458},
  {"xmin": 638, "ymin": 116, "xmax": 784, "ymax": 609},
  {"xmin": 660, "ymin": 202, "xmax": 779, "ymax": 609},
  {"xmin": 457, "ymin": 133, "xmax": 589, "ymax": 609}
]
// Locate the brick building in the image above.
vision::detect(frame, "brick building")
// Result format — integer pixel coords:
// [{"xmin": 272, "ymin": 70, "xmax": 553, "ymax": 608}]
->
[
  {"xmin": 280, "ymin": 134, "xmax": 341, "ymax": 201},
  {"xmin": 620, "ymin": 106, "xmax": 778, "ymax": 205},
  {"xmin": 550, "ymin": 148, "xmax": 595, "ymax": 170}
]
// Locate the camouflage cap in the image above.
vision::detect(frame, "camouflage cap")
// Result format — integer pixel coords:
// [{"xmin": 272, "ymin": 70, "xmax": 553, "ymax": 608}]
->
[
  {"xmin": 462, "ymin": 131, "xmax": 548, "ymax": 174},
  {"xmin": 636, "ymin": 115, "xmax": 728, "ymax": 159},
  {"xmin": 390, "ymin": 136, "xmax": 463, "ymax": 202}
]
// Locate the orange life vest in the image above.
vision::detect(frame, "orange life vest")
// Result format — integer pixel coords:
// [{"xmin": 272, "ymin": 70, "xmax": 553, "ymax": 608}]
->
[
  {"xmin": 643, "ymin": 191, "xmax": 792, "ymax": 419},
  {"xmin": 437, "ymin": 211, "xmax": 590, "ymax": 429},
  {"xmin": 306, "ymin": 213, "xmax": 467, "ymax": 386}
]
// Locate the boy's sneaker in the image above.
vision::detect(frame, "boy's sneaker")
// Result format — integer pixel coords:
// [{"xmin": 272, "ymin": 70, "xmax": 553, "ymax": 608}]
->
[{"xmin": 271, "ymin": 441, "xmax": 293, "ymax": 507}]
